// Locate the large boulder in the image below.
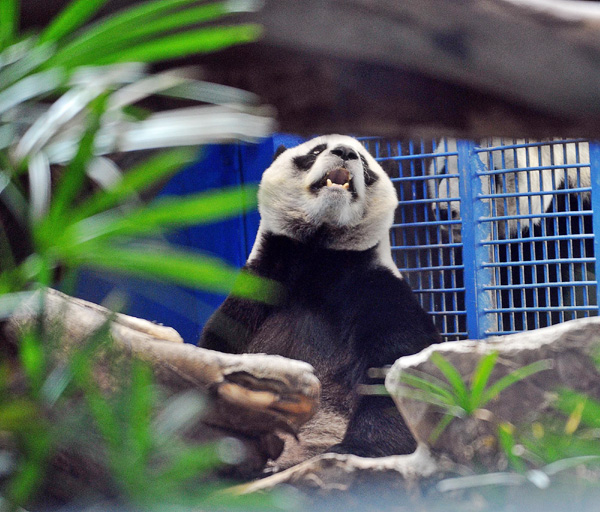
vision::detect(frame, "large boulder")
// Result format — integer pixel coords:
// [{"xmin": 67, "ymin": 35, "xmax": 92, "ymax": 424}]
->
[{"xmin": 386, "ymin": 317, "xmax": 600, "ymax": 468}]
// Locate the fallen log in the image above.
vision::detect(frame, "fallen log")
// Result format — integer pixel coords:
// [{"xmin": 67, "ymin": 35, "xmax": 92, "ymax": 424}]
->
[{"xmin": 3, "ymin": 289, "xmax": 321, "ymax": 491}]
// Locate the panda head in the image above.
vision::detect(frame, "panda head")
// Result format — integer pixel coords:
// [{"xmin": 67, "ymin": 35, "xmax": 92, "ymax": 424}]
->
[{"xmin": 257, "ymin": 135, "xmax": 398, "ymax": 251}]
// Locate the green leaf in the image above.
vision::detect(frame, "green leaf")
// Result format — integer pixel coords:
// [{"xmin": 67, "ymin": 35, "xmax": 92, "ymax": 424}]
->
[
  {"xmin": 18, "ymin": 329, "xmax": 46, "ymax": 392},
  {"xmin": 469, "ymin": 351, "xmax": 498, "ymax": 410},
  {"xmin": 63, "ymin": 185, "xmax": 258, "ymax": 245},
  {"xmin": 71, "ymin": 147, "xmax": 198, "ymax": 221},
  {"xmin": 481, "ymin": 359, "xmax": 553, "ymax": 408},
  {"xmin": 86, "ymin": 387, "xmax": 121, "ymax": 449},
  {"xmin": 392, "ymin": 385, "xmax": 465, "ymax": 416},
  {"xmin": 40, "ymin": 93, "xmax": 108, "ymax": 240},
  {"xmin": 431, "ymin": 352, "xmax": 470, "ymax": 411},
  {"xmin": 397, "ymin": 366, "xmax": 456, "ymax": 394},
  {"xmin": 0, "ymin": 399, "xmax": 39, "ymax": 430},
  {"xmin": 126, "ymin": 361, "xmax": 154, "ymax": 464},
  {"xmin": 398, "ymin": 371, "xmax": 455, "ymax": 405},
  {"xmin": 0, "ymin": 0, "xmax": 18, "ymax": 50},
  {"xmin": 38, "ymin": 0, "xmax": 111, "ymax": 44},
  {"xmin": 429, "ymin": 413, "xmax": 454, "ymax": 444},
  {"xmin": 51, "ymin": 1, "xmax": 229, "ymax": 68},
  {"xmin": 70, "ymin": 245, "xmax": 281, "ymax": 302},
  {"xmin": 497, "ymin": 422, "xmax": 527, "ymax": 472},
  {"xmin": 0, "ymin": 42, "xmax": 56, "ymax": 90},
  {"xmin": 156, "ymin": 444, "xmax": 221, "ymax": 482},
  {"xmin": 0, "ymin": 69, "xmax": 65, "ymax": 116},
  {"xmin": 555, "ymin": 389, "xmax": 600, "ymax": 429},
  {"xmin": 91, "ymin": 25, "xmax": 263, "ymax": 66},
  {"xmin": 6, "ymin": 455, "xmax": 48, "ymax": 507}
]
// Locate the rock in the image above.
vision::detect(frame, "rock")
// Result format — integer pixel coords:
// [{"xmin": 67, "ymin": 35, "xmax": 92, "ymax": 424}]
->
[
  {"xmin": 233, "ymin": 444, "xmax": 440, "ymax": 494},
  {"xmin": 386, "ymin": 317, "xmax": 600, "ymax": 468}
]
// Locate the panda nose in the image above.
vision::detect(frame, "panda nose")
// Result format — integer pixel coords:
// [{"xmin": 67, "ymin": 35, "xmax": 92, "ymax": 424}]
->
[{"xmin": 330, "ymin": 145, "xmax": 358, "ymax": 161}]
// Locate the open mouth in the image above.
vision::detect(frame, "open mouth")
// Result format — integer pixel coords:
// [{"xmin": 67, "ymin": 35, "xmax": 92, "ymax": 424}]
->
[{"xmin": 310, "ymin": 167, "xmax": 355, "ymax": 194}]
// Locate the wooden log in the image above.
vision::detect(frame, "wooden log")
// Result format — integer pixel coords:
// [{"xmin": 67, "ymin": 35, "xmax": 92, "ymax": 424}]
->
[{"xmin": 3, "ymin": 289, "xmax": 321, "ymax": 483}]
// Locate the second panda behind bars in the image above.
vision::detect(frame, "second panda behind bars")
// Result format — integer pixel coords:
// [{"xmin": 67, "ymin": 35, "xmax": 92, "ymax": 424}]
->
[{"xmin": 200, "ymin": 135, "xmax": 439, "ymax": 467}]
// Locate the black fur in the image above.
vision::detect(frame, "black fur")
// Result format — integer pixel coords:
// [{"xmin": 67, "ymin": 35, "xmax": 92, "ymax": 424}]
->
[
  {"xmin": 200, "ymin": 233, "xmax": 439, "ymax": 457},
  {"xmin": 273, "ymin": 145, "xmax": 287, "ymax": 161},
  {"xmin": 360, "ymin": 155, "xmax": 379, "ymax": 186},
  {"xmin": 292, "ymin": 144, "xmax": 328, "ymax": 171}
]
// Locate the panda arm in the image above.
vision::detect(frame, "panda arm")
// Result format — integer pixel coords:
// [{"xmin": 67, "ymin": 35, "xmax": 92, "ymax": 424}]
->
[
  {"xmin": 333, "ymin": 270, "xmax": 440, "ymax": 456},
  {"xmin": 198, "ymin": 296, "xmax": 271, "ymax": 353}
]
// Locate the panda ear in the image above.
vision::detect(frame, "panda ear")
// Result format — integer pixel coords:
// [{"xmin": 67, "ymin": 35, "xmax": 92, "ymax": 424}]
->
[{"xmin": 273, "ymin": 145, "xmax": 287, "ymax": 161}]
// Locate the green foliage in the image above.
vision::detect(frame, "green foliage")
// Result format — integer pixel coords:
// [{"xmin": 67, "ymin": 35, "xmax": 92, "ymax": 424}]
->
[
  {"xmin": 434, "ymin": 360, "xmax": 600, "ymax": 501},
  {"xmin": 1, "ymin": 324, "xmax": 286, "ymax": 510},
  {"xmin": 0, "ymin": 0, "xmax": 272, "ymax": 300},
  {"xmin": 0, "ymin": 0, "xmax": 18, "ymax": 50},
  {"xmin": 396, "ymin": 351, "xmax": 552, "ymax": 442},
  {"xmin": 0, "ymin": 0, "xmax": 275, "ymax": 509},
  {"xmin": 497, "ymin": 389, "xmax": 600, "ymax": 470}
]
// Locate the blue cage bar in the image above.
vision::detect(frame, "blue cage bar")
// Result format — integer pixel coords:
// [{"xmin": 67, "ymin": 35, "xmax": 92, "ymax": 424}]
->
[{"xmin": 365, "ymin": 137, "xmax": 600, "ymax": 341}]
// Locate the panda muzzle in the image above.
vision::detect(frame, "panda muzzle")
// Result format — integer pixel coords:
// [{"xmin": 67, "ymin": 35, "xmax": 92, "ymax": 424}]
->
[{"xmin": 326, "ymin": 167, "xmax": 351, "ymax": 189}]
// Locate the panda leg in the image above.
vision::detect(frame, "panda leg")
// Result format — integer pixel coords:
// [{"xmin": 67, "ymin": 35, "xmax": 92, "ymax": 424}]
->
[{"xmin": 328, "ymin": 395, "xmax": 417, "ymax": 457}]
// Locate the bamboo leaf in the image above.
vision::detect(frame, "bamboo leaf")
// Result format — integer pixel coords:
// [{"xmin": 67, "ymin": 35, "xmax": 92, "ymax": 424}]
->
[
  {"xmin": 71, "ymin": 148, "xmax": 198, "ymax": 221},
  {"xmin": 39, "ymin": 0, "xmax": 111, "ymax": 44},
  {"xmin": 28, "ymin": 152, "xmax": 51, "ymax": 221},
  {"xmin": 0, "ymin": 42, "xmax": 55, "ymax": 90},
  {"xmin": 156, "ymin": 444, "xmax": 221, "ymax": 482},
  {"xmin": 43, "ymin": 93, "xmax": 108, "ymax": 231},
  {"xmin": 51, "ymin": 1, "xmax": 230, "ymax": 68},
  {"xmin": 543, "ymin": 455, "xmax": 600, "ymax": 476},
  {"xmin": 480, "ymin": 359, "xmax": 553, "ymax": 408},
  {"xmin": 18, "ymin": 330, "xmax": 46, "ymax": 392},
  {"xmin": 69, "ymin": 245, "xmax": 281, "ymax": 302},
  {"xmin": 0, "ymin": 0, "xmax": 18, "ymax": 50},
  {"xmin": 555, "ymin": 389, "xmax": 600, "ymax": 429},
  {"xmin": 398, "ymin": 371, "xmax": 455, "ymax": 404},
  {"xmin": 91, "ymin": 25, "xmax": 263, "ymax": 66},
  {"xmin": 429, "ymin": 413, "xmax": 454, "ymax": 443},
  {"xmin": 469, "ymin": 351, "xmax": 499, "ymax": 410},
  {"xmin": 126, "ymin": 362, "xmax": 154, "ymax": 467},
  {"xmin": 0, "ymin": 69, "xmax": 65, "ymax": 116},
  {"xmin": 0, "ymin": 291, "xmax": 39, "ymax": 319},
  {"xmin": 431, "ymin": 352, "xmax": 470, "ymax": 410},
  {"xmin": 64, "ymin": 185, "xmax": 258, "ymax": 245}
]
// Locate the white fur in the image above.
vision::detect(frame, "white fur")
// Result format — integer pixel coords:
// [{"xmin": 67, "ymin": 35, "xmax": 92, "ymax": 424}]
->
[
  {"xmin": 249, "ymin": 135, "xmax": 400, "ymax": 273},
  {"xmin": 428, "ymin": 138, "xmax": 591, "ymax": 238}
]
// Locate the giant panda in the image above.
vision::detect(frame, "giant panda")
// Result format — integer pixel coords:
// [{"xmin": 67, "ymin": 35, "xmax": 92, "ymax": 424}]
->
[
  {"xmin": 428, "ymin": 138, "xmax": 591, "ymax": 240},
  {"xmin": 200, "ymin": 135, "xmax": 440, "ymax": 467},
  {"xmin": 427, "ymin": 138, "xmax": 594, "ymax": 332}
]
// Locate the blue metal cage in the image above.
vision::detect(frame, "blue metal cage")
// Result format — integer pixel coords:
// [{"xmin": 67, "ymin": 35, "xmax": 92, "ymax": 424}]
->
[
  {"xmin": 76, "ymin": 135, "xmax": 600, "ymax": 344},
  {"xmin": 362, "ymin": 138, "xmax": 600, "ymax": 342}
]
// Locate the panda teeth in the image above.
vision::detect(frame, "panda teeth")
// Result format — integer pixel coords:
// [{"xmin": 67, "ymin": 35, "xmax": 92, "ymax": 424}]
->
[{"xmin": 325, "ymin": 179, "xmax": 351, "ymax": 189}]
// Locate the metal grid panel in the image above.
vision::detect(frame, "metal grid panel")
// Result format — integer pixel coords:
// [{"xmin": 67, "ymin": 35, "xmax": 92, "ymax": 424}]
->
[
  {"xmin": 361, "ymin": 137, "xmax": 600, "ymax": 342},
  {"xmin": 474, "ymin": 139, "xmax": 596, "ymax": 335}
]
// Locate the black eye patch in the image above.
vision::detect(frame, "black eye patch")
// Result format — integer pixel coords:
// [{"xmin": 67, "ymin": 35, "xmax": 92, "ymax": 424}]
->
[
  {"xmin": 360, "ymin": 155, "xmax": 379, "ymax": 186},
  {"xmin": 293, "ymin": 144, "xmax": 328, "ymax": 171}
]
